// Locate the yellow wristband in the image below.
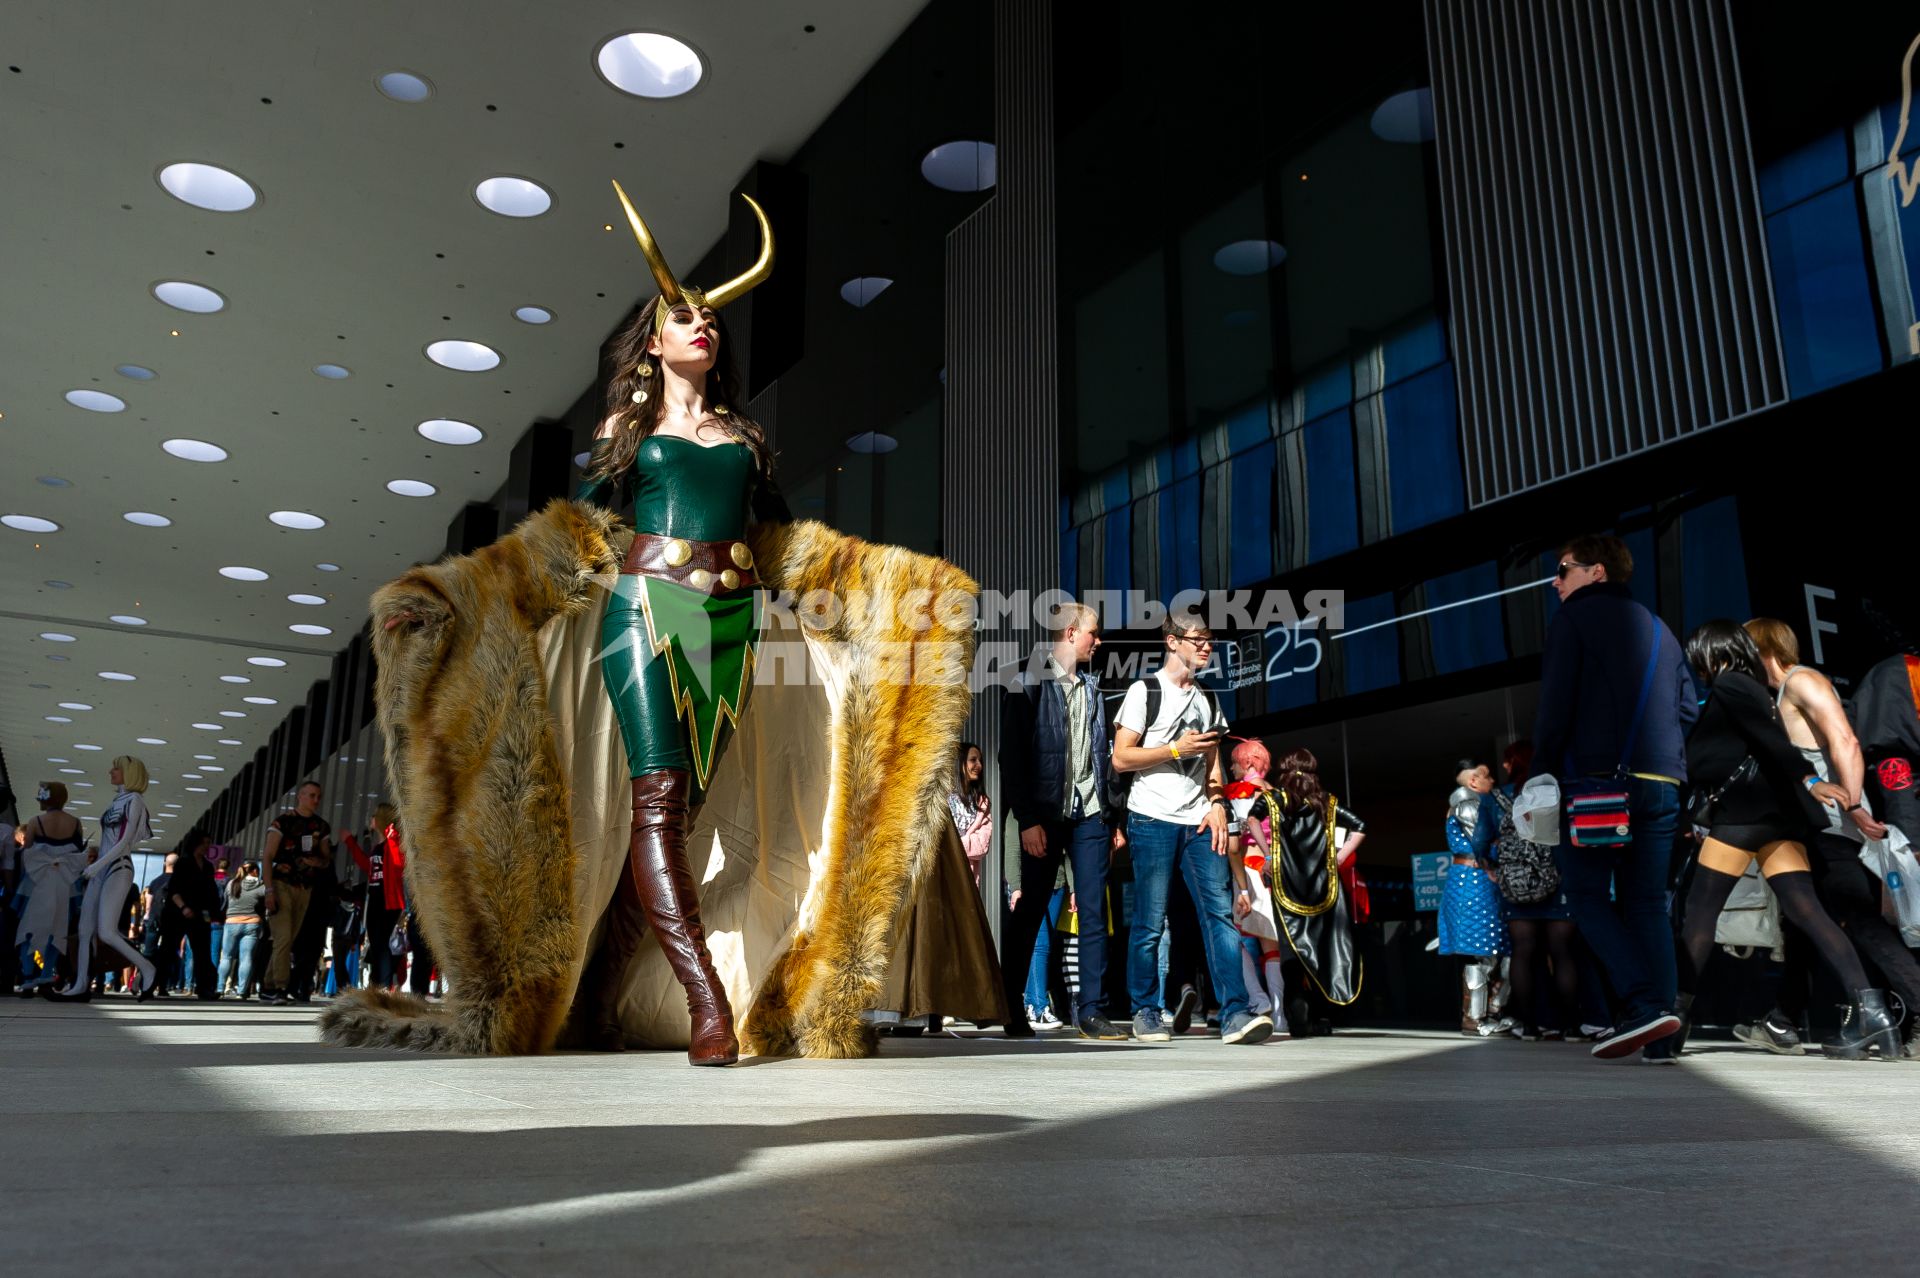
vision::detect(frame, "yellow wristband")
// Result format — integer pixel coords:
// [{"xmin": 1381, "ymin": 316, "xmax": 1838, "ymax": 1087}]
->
[{"xmin": 1168, "ymin": 743, "xmax": 1180, "ymax": 760}]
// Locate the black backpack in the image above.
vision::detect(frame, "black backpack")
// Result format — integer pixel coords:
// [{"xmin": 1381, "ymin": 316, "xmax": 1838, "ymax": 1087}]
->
[
  {"xmin": 1491, "ymin": 789, "xmax": 1561, "ymax": 905},
  {"xmin": 1104, "ymin": 679, "xmax": 1220, "ymax": 814}
]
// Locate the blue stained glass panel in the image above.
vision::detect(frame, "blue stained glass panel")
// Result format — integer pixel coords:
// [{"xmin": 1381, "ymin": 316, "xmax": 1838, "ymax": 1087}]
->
[
  {"xmin": 1424, "ymin": 561, "xmax": 1505, "ymax": 676},
  {"xmin": 1229, "ymin": 441, "xmax": 1276, "ymax": 587},
  {"xmin": 1303, "ymin": 410, "xmax": 1359, "ymax": 563},
  {"xmin": 1382, "ymin": 363, "xmax": 1464, "ymax": 535},
  {"xmin": 1766, "ymin": 187, "xmax": 1884, "ymax": 395}
]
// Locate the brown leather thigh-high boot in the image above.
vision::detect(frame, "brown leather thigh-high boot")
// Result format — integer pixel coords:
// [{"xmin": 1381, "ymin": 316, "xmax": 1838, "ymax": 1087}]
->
[{"xmin": 626, "ymin": 769, "xmax": 738, "ymax": 1065}]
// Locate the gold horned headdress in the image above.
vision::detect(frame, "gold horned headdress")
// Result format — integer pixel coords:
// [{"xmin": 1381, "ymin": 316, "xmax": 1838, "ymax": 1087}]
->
[{"xmin": 610, "ymin": 179, "xmax": 775, "ymax": 336}]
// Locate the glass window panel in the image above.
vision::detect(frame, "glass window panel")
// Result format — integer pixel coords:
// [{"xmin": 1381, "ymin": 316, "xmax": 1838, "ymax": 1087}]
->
[
  {"xmin": 1224, "ymin": 399, "xmax": 1269, "ymax": 454},
  {"xmin": 1060, "ymin": 496, "xmax": 1079, "ymax": 596},
  {"xmin": 1339, "ymin": 592, "xmax": 1400, "ymax": 696},
  {"xmin": 1301, "ymin": 364, "xmax": 1352, "ymax": 419},
  {"xmin": 1758, "ymin": 128, "xmax": 1850, "ymax": 214},
  {"xmin": 1159, "ymin": 474, "xmax": 1203, "ymax": 602},
  {"xmin": 1382, "ymin": 363, "xmax": 1465, "ymax": 535},
  {"xmin": 1380, "ymin": 312, "xmax": 1448, "ymax": 387},
  {"xmin": 1301, "ymin": 410, "xmax": 1359, "ymax": 563},
  {"xmin": 1102, "ymin": 504, "xmax": 1132, "ymax": 599},
  {"xmin": 1766, "ymin": 187, "xmax": 1884, "ymax": 395},
  {"xmin": 1228, "ymin": 441, "xmax": 1276, "ymax": 587},
  {"xmin": 1680, "ymin": 497, "xmax": 1752, "ymax": 637},
  {"xmin": 1424, "ymin": 561, "xmax": 1505, "ymax": 676}
]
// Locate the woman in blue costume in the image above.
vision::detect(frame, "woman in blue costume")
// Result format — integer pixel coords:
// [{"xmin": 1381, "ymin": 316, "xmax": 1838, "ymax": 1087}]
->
[{"xmin": 572, "ymin": 183, "xmax": 788, "ymax": 1066}]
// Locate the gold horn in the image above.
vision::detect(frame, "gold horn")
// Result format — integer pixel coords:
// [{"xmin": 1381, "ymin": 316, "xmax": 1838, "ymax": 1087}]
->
[
  {"xmin": 611, "ymin": 178, "xmax": 683, "ymax": 304},
  {"xmin": 701, "ymin": 193, "xmax": 775, "ymax": 309}
]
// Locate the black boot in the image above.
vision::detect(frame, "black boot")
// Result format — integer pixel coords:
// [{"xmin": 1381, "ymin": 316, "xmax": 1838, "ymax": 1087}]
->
[{"xmin": 1820, "ymin": 989, "xmax": 1901, "ymax": 1061}]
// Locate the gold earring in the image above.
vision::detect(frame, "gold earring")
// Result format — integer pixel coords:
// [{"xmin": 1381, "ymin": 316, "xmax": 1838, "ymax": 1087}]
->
[
  {"xmin": 638, "ymin": 362, "xmax": 654, "ymax": 378},
  {"xmin": 631, "ymin": 388, "xmax": 649, "ymax": 404},
  {"xmin": 714, "ymin": 404, "xmax": 730, "ymax": 416}
]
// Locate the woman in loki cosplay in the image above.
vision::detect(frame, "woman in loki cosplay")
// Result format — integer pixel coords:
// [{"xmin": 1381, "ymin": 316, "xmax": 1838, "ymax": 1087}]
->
[{"xmin": 571, "ymin": 181, "xmax": 787, "ymax": 1067}]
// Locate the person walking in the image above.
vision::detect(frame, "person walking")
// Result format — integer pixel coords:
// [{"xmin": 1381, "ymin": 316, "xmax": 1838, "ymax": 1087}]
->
[
  {"xmin": 53, "ymin": 756, "xmax": 157, "ymax": 1002},
  {"xmin": 260, "ymin": 781, "xmax": 331, "ymax": 1005},
  {"xmin": 997, "ymin": 600, "xmax": 1129, "ymax": 1041},
  {"xmin": 217, "ymin": 861, "xmax": 266, "ymax": 998},
  {"xmin": 948, "ymin": 743, "xmax": 994, "ymax": 890},
  {"xmin": 347, "ymin": 805, "xmax": 408, "ymax": 992},
  {"xmin": 1112, "ymin": 610, "xmax": 1273, "ymax": 1046},
  {"xmin": 1675, "ymin": 621, "xmax": 1901, "ymax": 1061},
  {"xmin": 1531, "ymin": 535, "xmax": 1693, "ymax": 1060},
  {"xmin": 157, "ymin": 831, "xmax": 219, "ymax": 999}
]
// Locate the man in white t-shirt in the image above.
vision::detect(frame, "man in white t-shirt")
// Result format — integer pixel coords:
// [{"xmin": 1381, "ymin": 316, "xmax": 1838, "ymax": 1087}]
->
[{"xmin": 1112, "ymin": 611, "xmax": 1273, "ymax": 1046}]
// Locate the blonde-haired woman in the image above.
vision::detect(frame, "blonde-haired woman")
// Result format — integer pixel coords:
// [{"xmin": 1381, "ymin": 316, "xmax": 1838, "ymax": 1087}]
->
[{"xmin": 53, "ymin": 755, "xmax": 156, "ymax": 1001}]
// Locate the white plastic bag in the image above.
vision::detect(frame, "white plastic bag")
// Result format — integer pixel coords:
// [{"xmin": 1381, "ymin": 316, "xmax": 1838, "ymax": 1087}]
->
[
  {"xmin": 1513, "ymin": 774, "xmax": 1562, "ymax": 846},
  {"xmin": 1860, "ymin": 824, "xmax": 1920, "ymax": 947},
  {"xmin": 1715, "ymin": 861, "xmax": 1783, "ymax": 959}
]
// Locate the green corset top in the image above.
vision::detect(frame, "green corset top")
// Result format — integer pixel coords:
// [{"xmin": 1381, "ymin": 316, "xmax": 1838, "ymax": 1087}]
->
[{"xmin": 576, "ymin": 433, "xmax": 757, "ymax": 542}]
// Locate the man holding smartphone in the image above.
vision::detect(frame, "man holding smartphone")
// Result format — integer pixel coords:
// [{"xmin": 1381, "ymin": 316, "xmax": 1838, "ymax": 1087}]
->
[{"xmin": 1111, "ymin": 611, "xmax": 1274, "ymax": 1046}]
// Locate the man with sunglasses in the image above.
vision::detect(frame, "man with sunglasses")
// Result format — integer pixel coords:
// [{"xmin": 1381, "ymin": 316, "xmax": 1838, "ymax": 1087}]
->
[
  {"xmin": 1112, "ymin": 610, "xmax": 1274, "ymax": 1046},
  {"xmin": 1533, "ymin": 534, "xmax": 1697, "ymax": 1060}
]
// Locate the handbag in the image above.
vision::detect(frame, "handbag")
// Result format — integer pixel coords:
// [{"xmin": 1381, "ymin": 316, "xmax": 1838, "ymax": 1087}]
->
[
  {"xmin": 1563, "ymin": 611, "xmax": 1663, "ymax": 850},
  {"xmin": 1492, "ymin": 791, "xmax": 1561, "ymax": 904},
  {"xmin": 1686, "ymin": 755, "xmax": 1758, "ymax": 831},
  {"xmin": 388, "ymin": 916, "xmax": 408, "ymax": 955},
  {"xmin": 1713, "ymin": 861, "xmax": 1783, "ymax": 958}
]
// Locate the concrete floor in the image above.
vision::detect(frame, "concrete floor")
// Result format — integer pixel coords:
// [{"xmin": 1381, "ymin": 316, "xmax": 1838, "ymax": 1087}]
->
[{"xmin": 5, "ymin": 998, "xmax": 1918, "ymax": 1276}]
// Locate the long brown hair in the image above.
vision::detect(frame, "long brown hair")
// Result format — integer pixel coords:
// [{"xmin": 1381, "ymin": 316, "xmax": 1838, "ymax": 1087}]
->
[
  {"xmin": 1275, "ymin": 747, "xmax": 1326, "ymax": 815},
  {"xmin": 592, "ymin": 295, "xmax": 773, "ymax": 482}
]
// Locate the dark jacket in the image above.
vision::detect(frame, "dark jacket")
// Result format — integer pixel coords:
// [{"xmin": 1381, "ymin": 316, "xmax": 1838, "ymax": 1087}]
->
[
  {"xmin": 999, "ymin": 665, "xmax": 1113, "ymax": 829},
  {"xmin": 1532, "ymin": 582, "xmax": 1697, "ymax": 782},
  {"xmin": 1686, "ymin": 669, "xmax": 1824, "ymax": 835}
]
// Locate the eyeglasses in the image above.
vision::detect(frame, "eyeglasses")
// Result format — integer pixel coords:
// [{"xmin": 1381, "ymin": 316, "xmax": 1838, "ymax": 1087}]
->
[
  {"xmin": 1555, "ymin": 560, "xmax": 1593, "ymax": 580},
  {"xmin": 1176, "ymin": 635, "xmax": 1214, "ymax": 648}
]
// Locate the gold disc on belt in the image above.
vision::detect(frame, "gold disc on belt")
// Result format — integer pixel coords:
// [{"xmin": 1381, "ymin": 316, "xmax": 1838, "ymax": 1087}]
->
[
  {"xmin": 719, "ymin": 568, "xmax": 740, "ymax": 590},
  {"xmin": 663, "ymin": 538, "xmax": 693, "ymax": 568},
  {"xmin": 729, "ymin": 542, "xmax": 753, "ymax": 569},
  {"xmin": 687, "ymin": 568, "xmax": 713, "ymax": 591}
]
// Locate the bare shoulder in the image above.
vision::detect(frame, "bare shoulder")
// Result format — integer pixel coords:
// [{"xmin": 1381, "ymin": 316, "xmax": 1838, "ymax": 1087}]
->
[{"xmin": 1783, "ymin": 665, "xmax": 1840, "ymax": 708}]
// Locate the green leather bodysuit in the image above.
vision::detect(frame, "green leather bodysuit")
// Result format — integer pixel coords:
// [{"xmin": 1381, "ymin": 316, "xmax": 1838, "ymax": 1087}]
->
[{"xmin": 577, "ymin": 432, "xmax": 766, "ymax": 797}]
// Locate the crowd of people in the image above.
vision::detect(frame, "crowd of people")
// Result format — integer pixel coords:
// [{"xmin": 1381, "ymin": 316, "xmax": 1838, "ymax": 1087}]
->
[
  {"xmin": 7, "ymin": 535, "xmax": 1918, "ymax": 1067},
  {"xmin": 3, "ymin": 776, "xmax": 444, "ymax": 1006},
  {"xmin": 963, "ymin": 534, "xmax": 1920, "ymax": 1063}
]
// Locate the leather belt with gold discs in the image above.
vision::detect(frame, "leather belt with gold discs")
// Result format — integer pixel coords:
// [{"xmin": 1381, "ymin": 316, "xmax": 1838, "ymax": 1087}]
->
[{"xmin": 621, "ymin": 532, "xmax": 758, "ymax": 594}]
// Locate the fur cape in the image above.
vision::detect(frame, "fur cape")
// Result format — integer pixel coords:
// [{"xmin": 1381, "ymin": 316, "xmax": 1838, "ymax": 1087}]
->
[{"xmin": 320, "ymin": 500, "xmax": 985, "ymax": 1059}]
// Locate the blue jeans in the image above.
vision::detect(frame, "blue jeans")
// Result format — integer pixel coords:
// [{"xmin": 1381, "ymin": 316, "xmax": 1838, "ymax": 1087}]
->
[
  {"xmin": 218, "ymin": 921, "xmax": 260, "ymax": 994},
  {"xmin": 1125, "ymin": 814, "xmax": 1249, "ymax": 1024},
  {"xmin": 1002, "ymin": 814, "xmax": 1114, "ymax": 1023},
  {"xmin": 1553, "ymin": 777, "xmax": 1680, "ymax": 1027},
  {"xmin": 1023, "ymin": 886, "xmax": 1068, "ymax": 1011}
]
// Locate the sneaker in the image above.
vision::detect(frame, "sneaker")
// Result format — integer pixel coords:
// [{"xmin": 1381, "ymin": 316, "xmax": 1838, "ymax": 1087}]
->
[
  {"xmin": 1077, "ymin": 1014, "xmax": 1130, "ymax": 1041},
  {"xmin": 1029, "ymin": 1004, "xmax": 1063, "ymax": 1030},
  {"xmin": 1221, "ymin": 1010, "xmax": 1275, "ymax": 1045},
  {"xmin": 1132, "ymin": 1010, "xmax": 1172, "ymax": 1043},
  {"xmin": 1731, "ymin": 1011, "xmax": 1803, "ymax": 1056},
  {"xmin": 1169, "ymin": 985, "xmax": 1200, "ymax": 1036},
  {"xmin": 1476, "ymin": 1015, "xmax": 1517, "ymax": 1038},
  {"xmin": 1540, "ymin": 1027, "xmax": 1564, "ymax": 1041},
  {"xmin": 1591, "ymin": 1012, "xmax": 1681, "ymax": 1059},
  {"xmin": 1516, "ymin": 1024, "xmax": 1542, "ymax": 1042},
  {"xmin": 1578, "ymin": 1023, "xmax": 1612, "ymax": 1041}
]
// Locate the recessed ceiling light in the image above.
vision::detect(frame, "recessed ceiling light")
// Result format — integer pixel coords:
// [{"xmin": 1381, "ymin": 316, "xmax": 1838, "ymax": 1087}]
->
[
  {"xmin": 44, "ymin": 580, "xmax": 72, "ymax": 589},
  {"xmin": 117, "ymin": 364, "xmax": 158, "ymax": 381},
  {"xmin": 48, "ymin": 757, "xmax": 69, "ymax": 763},
  {"xmin": 110, "ymin": 614, "xmax": 148, "ymax": 626},
  {"xmin": 163, "ymin": 438, "xmax": 229, "ymax": 462},
  {"xmin": 201, "ymin": 764, "xmax": 225, "ymax": 772},
  {"xmin": 921, "ymin": 140, "xmax": 997, "ymax": 192},
  {"xmin": 163, "ymin": 802, "xmax": 182, "ymax": 808},
  {"xmin": 219, "ymin": 710, "xmax": 247, "ymax": 718},
  {"xmin": 137, "ymin": 738, "xmax": 167, "ymax": 745},
  {"xmin": 193, "ymin": 754, "xmax": 215, "ymax": 761},
  {"xmin": 513, "ymin": 305, "xmax": 553, "ymax": 324},
  {"xmin": 66, "ymin": 389, "xmax": 127, "ymax": 412},
  {"xmin": 218, "ymin": 738, "xmax": 243, "ymax": 745},
  {"xmin": 312, "ymin": 363, "xmax": 351, "ymax": 380},
  {"xmin": 58, "ymin": 702, "xmax": 92, "ymax": 710},
  {"xmin": 1370, "ymin": 88, "xmax": 1436, "ymax": 144},
  {"xmin": 36, "ymin": 475, "xmax": 74, "ymax": 487},
  {"xmin": 247, "ymin": 656, "xmax": 286, "ymax": 667},
  {"xmin": 59, "ymin": 768, "xmax": 85, "ymax": 775},
  {"xmin": 269, "ymin": 510, "xmax": 326, "ymax": 530},
  {"xmin": 417, "ymin": 418, "xmax": 483, "ymax": 446},
  {"xmin": 157, "ymin": 161, "xmax": 259, "ymax": 212},
  {"xmin": 220, "ymin": 675, "xmax": 251, "ymax": 684},
  {"xmin": 287, "ymin": 594, "xmax": 326, "ymax": 606},
  {"xmin": 73, "ymin": 743, "xmax": 102, "ymax": 751},
  {"xmin": 289, "ymin": 623, "xmax": 333, "ymax": 636},
  {"xmin": 846, "ymin": 432, "xmax": 899, "ymax": 454},
  {"xmin": 839, "ymin": 277, "xmax": 893, "ymax": 307},
  {"xmin": 243, "ymin": 696, "xmax": 279, "ymax": 705},
  {"xmin": 424, "ymin": 340, "xmax": 500, "ymax": 372},
  {"xmin": 220, "ymin": 566, "xmax": 269, "ymax": 581},
  {"xmin": 595, "ymin": 32, "xmax": 704, "ymax": 99},
  {"xmin": 474, "ymin": 176, "xmax": 553, "ymax": 218},
  {"xmin": 45, "ymin": 715, "xmax": 72, "ymax": 724},
  {"xmin": 386, "ymin": 479, "xmax": 436, "ymax": 497},
  {"xmin": 185, "ymin": 786, "xmax": 208, "ymax": 793},
  {"xmin": 4, "ymin": 514, "xmax": 61, "ymax": 533},
  {"xmin": 39, "ymin": 632, "xmax": 76, "ymax": 642},
  {"xmin": 375, "ymin": 70, "xmax": 433, "ymax": 102},
  {"xmin": 46, "ymin": 654, "xmax": 69, "ymax": 662},
  {"xmin": 72, "ymin": 782, "xmax": 94, "ymax": 788},
  {"xmin": 181, "ymin": 773, "xmax": 202, "ymax": 780},
  {"xmin": 315, "ymin": 562, "xmax": 340, "ymax": 572},
  {"xmin": 152, "ymin": 280, "xmax": 227, "ymax": 314},
  {"xmin": 124, "ymin": 511, "xmax": 172, "ymax": 527},
  {"xmin": 193, "ymin": 722, "xmax": 221, "ymax": 730},
  {"xmin": 98, "ymin": 672, "xmax": 136, "ymax": 681},
  {"xmin": 1213, "ymin": 240, "xmax": 1288, "ymax": 275}
]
